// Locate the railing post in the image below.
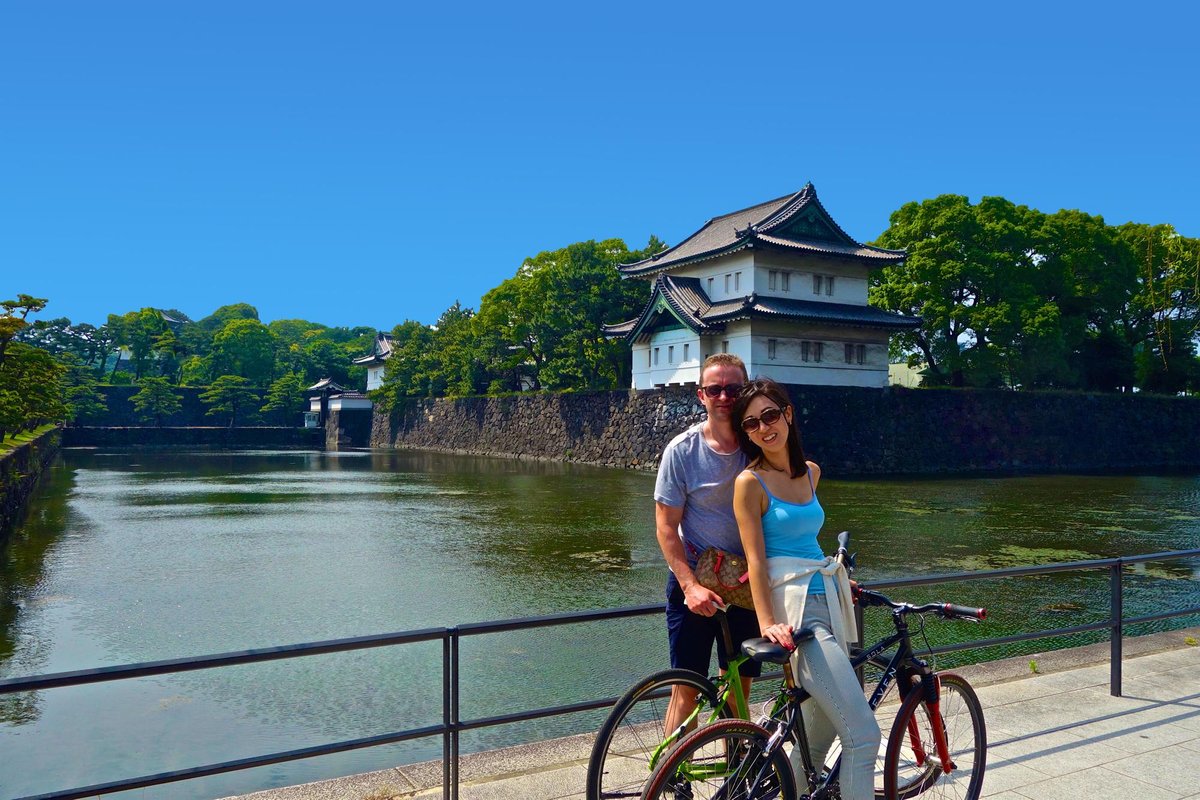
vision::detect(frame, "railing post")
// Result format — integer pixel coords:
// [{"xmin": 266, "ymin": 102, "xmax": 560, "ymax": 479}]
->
[
  {"xmin": 1110, "ymin": 561, "xmax": 1123, "ymax": 697},
  {"xmin": 442, "ymin": 627, "xmax": 461, "ymax": 800},
  {"xmin": 442, "ymin": 630, "xmax": 451, "ymax": 800},
  {"xmin": 854, "ymin": 601, "xmax": 866, "ymax": 688}
]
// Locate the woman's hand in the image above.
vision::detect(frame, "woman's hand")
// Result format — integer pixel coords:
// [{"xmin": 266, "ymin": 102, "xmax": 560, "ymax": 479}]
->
[{"xmin": 762, "ymin": 622, "xmax": 795, "ymax": 651}]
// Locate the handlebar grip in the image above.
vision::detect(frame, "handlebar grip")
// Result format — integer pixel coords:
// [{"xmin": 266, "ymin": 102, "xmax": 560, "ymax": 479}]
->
[
  {"xmin": 836, "ymin": 530, "xmax": 850, "ymax": 553},
  {"xmin": 943, "ymin": 604, "xmax": 986, "ymax": 621},
  {"xmin": 855, "ymin": 588, "xmax": 889, "ymax": 607}
]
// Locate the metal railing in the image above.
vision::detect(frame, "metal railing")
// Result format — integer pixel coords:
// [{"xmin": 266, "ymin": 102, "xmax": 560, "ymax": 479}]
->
[{"xmin": 2, "ymin": 548, "xmax": 1198, "ymax": 800}]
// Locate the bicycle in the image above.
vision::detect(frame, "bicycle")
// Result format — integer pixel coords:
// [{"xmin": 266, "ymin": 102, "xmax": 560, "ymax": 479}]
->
[
  {"xmin": 587, "ymin": 533, "xmax": 917, "ymax": 800},
  {"xmin": 585, "ymin": 599, "xmax": 754, "ymax": 800},
  {"xmin": 639, "ymin": 583, "xmax": 988, "ymax": 799}
]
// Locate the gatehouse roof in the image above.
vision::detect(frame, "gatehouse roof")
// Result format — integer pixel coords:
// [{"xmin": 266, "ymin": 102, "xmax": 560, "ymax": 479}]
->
[
  {"xmin": 352, "ymin": 332, "xmax": 394, "ymax": 367},
  {"xmin": 617, "ymin": 183, "xmax": 905, "ymax": 278}
]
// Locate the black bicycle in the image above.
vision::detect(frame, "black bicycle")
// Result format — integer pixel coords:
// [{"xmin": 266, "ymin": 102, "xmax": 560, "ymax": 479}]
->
[{"xmin": 640, "ymin": 575, "xmax": 987, "ymax": 799}]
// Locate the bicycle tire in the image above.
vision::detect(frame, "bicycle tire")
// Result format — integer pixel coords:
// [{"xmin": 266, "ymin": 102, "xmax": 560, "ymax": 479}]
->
[
  {"xmin": 587, "ymin": 668, "xmax": 728, "ymax": 800},
  {"xmin": 882, "ymin": 673, "xmax": 986, "ymax": 800},
  {"xmin": 642, "ymin": 718, "xmax": 797, "ymax": 800}
]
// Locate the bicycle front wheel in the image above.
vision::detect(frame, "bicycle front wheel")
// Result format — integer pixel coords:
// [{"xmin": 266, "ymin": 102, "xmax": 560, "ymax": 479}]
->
[
  {"xmin": 643, "ymin": 718, "xmax": 797, "ymax": 800},
  {"xmin": 587, "ymin": 668, "xmax": 727, "ymax": 800},
  {"xmin": 883, "ymin": 673, "xmax": 986, "ymax": 800}
]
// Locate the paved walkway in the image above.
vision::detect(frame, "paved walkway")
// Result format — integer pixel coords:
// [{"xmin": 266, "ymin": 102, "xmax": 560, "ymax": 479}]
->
[{"xmin": 229, "ymin": 631, "xmax": 1200, "ymax": 800}]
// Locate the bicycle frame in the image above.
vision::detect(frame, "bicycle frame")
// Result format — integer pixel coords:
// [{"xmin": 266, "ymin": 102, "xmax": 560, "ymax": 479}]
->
[
  {"xmin": 768, "ymin": 614, "xmax": 955, "ymax": 798},
  {"xmin": 675, "ymin": 614, "xmax": 950, "ymax": 798}
]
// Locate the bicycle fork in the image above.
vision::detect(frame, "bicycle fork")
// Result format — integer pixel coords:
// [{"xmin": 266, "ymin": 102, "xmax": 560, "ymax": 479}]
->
[{"xmin": 908, "ymin": 672, "xmax": 955, "ymax": 774}]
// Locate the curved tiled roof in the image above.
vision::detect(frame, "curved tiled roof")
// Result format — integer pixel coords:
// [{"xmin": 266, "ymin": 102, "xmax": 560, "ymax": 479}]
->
[
  {"xmin": 602, "ymin": 274, "xmax": 920, "ymax": 342},
  {"xmin": 618, "ymin": 183, "xmax": 904, "ymax": 277},
  {"xmin": 352, "ymin": 332, "xmax": 395, "ymax": 365}
]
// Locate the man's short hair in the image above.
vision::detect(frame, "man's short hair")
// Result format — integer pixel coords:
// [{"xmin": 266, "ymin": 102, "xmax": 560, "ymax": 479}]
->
[{"xmin": 700, "ymin": 353, "xmax": 747, "ymax": 381}]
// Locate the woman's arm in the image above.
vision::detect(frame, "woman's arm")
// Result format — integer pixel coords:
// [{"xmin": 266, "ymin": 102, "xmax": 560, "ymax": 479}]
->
[
  {"xmin": 734, "ymin": 470, "xmax": 794, "ymax": 649},
  {"xmin": 806, "ymin": 460, "xmax": 821, "ymax": 490}
]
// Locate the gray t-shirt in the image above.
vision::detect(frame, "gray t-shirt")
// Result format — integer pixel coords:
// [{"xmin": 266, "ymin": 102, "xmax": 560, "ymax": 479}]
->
[{"xmin": 654, "ymin": 422, "xmax": 748, "ymax": 566}]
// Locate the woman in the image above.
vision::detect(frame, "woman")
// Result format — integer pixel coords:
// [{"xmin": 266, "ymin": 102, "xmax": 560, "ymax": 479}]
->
[{"xmin": 731, "ymin": 378, "xmax": 879, "ymax": 799}]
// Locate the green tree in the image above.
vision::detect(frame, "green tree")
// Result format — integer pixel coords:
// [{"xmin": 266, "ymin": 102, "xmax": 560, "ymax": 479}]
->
[
  {"xmin": 260, "ymin": 371, "xmax": 307, "ymax": 423},
  {"xmin": 129, "ymin": 377, "xmax": 183, "ymax": 427},
  {"xmin": 0, "ymin": 294, "xmax": 48, "ymax": 370},
  {"xmin": 374, "ymin": 320, "xmax": 436, "ymax": 407},
  {"xmin": 113, "ymin": 308, "xmax": 168, "ymax": 380},
  {"xmin": 210, "ymin": 319, "xmax": 277, "ymax": 384},
  {"xmin": 1117, "ymin": 223, "xmax": 1200, "ymax": 393},
  {"xmin": 178, "ymin": 354, "xmax": 212, "ymax": 386},
  {"xmin": 59, "ymin": 354, "xmax": 108, "ymax": 423},
  {"xmin": 0, "ymin": 343, "xmax": 66, "ymax": 439},
  {"xmin": 872, "ymin": 196, "xmax": 1054, "ymax": 388},
  {"xmin": 427, "ymin": 301, "xmax": 483, "ymax": 397},
  {"xmin": 200, "ymin": 375, "xmax": 259, "ymax": 427},
  {"xmin": 1033, "ymin": 209, "xmax": 1139, "ymax": 391},
  {"xmin": 473, "ymin": 237, "xmax": 663, "ymax": 394}
]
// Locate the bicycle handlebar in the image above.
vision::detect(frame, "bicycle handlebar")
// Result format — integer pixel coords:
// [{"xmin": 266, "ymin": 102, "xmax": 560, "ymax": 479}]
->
[{"xmin": 856, "ymin": 587, "xmax": 986, "ymax": 622}]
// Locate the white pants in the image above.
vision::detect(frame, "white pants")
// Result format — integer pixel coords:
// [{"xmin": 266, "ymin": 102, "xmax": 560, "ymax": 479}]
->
[{"xmin": 789, "ymin": 593, "xmax": 881, "ymax": 800}]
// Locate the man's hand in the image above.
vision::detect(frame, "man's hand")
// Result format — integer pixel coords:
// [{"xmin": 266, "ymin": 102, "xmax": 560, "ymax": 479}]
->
[{"xmin": 683, "ymin": 582, "xmax": 724, "ymax": 617}]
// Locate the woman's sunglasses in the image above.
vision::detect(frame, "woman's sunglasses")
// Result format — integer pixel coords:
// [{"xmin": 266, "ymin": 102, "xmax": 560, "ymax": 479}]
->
[{"xmin": 740, "ymin": 406, "xmax": 786, "ymax": 433}]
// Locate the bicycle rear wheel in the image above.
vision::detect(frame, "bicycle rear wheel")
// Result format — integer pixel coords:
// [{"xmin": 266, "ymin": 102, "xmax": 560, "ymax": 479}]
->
[
  {"xmin": 882, "ymin": 673, "xmax": 986, "ymax": 800},
  {"xmin": 587, "ymin": 668, "xmax": 727, "ymax": 800},
  {"xmin": 643, "ymin": 718, "xmax": 796, "ymax": 800}
]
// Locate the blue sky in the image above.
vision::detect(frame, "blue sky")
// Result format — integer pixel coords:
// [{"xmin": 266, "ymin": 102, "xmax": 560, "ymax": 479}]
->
[{"xmin": 3, "ymin": 1, "xmax": 1197, "ymax": 331}]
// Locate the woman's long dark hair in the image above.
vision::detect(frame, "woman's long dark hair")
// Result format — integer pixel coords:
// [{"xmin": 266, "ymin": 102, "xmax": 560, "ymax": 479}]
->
[{"xmin": 733, "ymin": 378, "xmax": 807, "ymax": 478}]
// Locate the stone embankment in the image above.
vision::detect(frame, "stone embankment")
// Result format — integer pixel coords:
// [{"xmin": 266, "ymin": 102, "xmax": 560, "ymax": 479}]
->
[
  {"xmin": 63, "ymin": 426, "xmax": 323, "ymax": 449},
  {"xmin": 373, "ymin": 385, "xmax": 1200, "ymax": 476},
  {"xmin": 0, "ymin": 427, "xmax": 61, "ymax": 543}
]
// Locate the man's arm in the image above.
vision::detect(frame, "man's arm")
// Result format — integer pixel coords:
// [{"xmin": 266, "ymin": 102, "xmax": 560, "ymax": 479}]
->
[{"xmin": 655, "ymin": 501, "xmax": 723, "ymax": 617}]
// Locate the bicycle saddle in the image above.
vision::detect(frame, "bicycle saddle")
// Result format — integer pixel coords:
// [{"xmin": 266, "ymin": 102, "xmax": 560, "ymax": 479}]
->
[{"xmin": 741, "ymin": 628, "xmax": 815, "ymax": 664}]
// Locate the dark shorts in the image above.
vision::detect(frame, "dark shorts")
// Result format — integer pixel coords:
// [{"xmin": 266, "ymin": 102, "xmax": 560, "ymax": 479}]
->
[{"xmin": 665, "ymin": 574, "xmax": 763, "ymax": 678}]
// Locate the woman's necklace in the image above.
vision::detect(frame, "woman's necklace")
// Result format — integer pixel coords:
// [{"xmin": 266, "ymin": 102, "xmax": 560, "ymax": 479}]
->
[{"xmin": 759, "ymin": 454, "xmax": 790, "ymax": 473}]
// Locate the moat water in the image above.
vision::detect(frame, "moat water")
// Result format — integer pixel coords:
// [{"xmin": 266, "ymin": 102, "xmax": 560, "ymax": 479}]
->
[{"xmin": 1, "ymin": 448, "xmax": 1198, "ymax": 799}]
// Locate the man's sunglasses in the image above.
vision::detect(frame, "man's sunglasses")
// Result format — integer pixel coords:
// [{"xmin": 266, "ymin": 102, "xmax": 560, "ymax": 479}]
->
[
  {"xmin": 701, "ymin": 383, "xmax": 744, "ymax": 398},
  {"xmin": 740, "ymin": 406, "xmax": 786, "ymax": 433}
]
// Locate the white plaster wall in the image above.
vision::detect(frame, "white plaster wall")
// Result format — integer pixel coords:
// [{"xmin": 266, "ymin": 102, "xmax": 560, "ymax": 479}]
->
[
  {"xmin": 670, "ymin": 252, "xmax": 756, "ymax": 303},
  {"xmin": 745, "ymin": 325, "xmax": 890, "ymax": 388},
  {"xmin": 329, "ymin": 396, "xmax": 374, "ymax": 410},
  {"xmin": 699, "ymin": 322, "xmax": 753, "ymax": 370},
  {"xmin": 644, "ymin": 328, "xmax": 702, "ymax": 386},
  {"xmin": 366, "ymin": 365, "xmax": 386, "ymax": 391},
  {"xmin": 630, "ymin": 342, "xmax": 652, "ymax": 389},
  {"xmin": 753, "ymin": 252, "xmax": 870, "ymax": 305}
]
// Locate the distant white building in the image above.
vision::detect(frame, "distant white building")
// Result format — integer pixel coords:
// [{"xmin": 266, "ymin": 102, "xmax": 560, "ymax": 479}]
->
[
  {"xmin": 353, "ymin": 332, "xmax": 394, "ymax": 391},
  {"xmin": 604, "ymin": 184, "xmax": 920, "ymax": 388}
]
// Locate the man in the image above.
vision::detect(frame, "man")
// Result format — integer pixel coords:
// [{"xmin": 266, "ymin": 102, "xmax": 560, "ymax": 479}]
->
[{"xmin": 654, "ymin": 353, "xmax": 760, "ymax": 733}]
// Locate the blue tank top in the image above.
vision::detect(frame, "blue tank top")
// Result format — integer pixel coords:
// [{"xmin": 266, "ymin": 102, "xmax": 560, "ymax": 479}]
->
[{"xmin": 754, "ymin": 470, "xmax": 827, "ymax": 594}]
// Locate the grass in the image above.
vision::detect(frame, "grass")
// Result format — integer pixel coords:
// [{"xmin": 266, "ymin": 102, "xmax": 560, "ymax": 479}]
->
[{"xmin": 0, "ymin": 424, "xmax": 58, "ymax": 457}]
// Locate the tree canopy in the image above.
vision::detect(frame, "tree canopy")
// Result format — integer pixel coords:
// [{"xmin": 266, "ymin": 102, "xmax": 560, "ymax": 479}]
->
[{"xmin": 871, "ymin": 196, "xmax": 1199, "ymax": 391}]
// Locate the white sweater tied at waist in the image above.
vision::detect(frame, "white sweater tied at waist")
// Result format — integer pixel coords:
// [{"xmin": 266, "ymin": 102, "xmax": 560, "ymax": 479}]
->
[{"xmin": 766, "ymin": 556, "xmax": 857, "ymax": 655}]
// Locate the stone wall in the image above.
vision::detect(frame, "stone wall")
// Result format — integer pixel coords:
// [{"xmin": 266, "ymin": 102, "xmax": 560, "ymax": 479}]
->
[
  {"xmin": 0, "ymin": 428, "xmax": 61, "ymax": 543},
  {"xmin": 63, "ymin": 427, "xmax": 323, "ymax": 449},
  {"xmin": 372, "ymin": 386, "xmax": 1200, "ymax": 476},
  {"xmin": 325, "ymin": 408, "xmax": 373, "ymax": 450}
]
